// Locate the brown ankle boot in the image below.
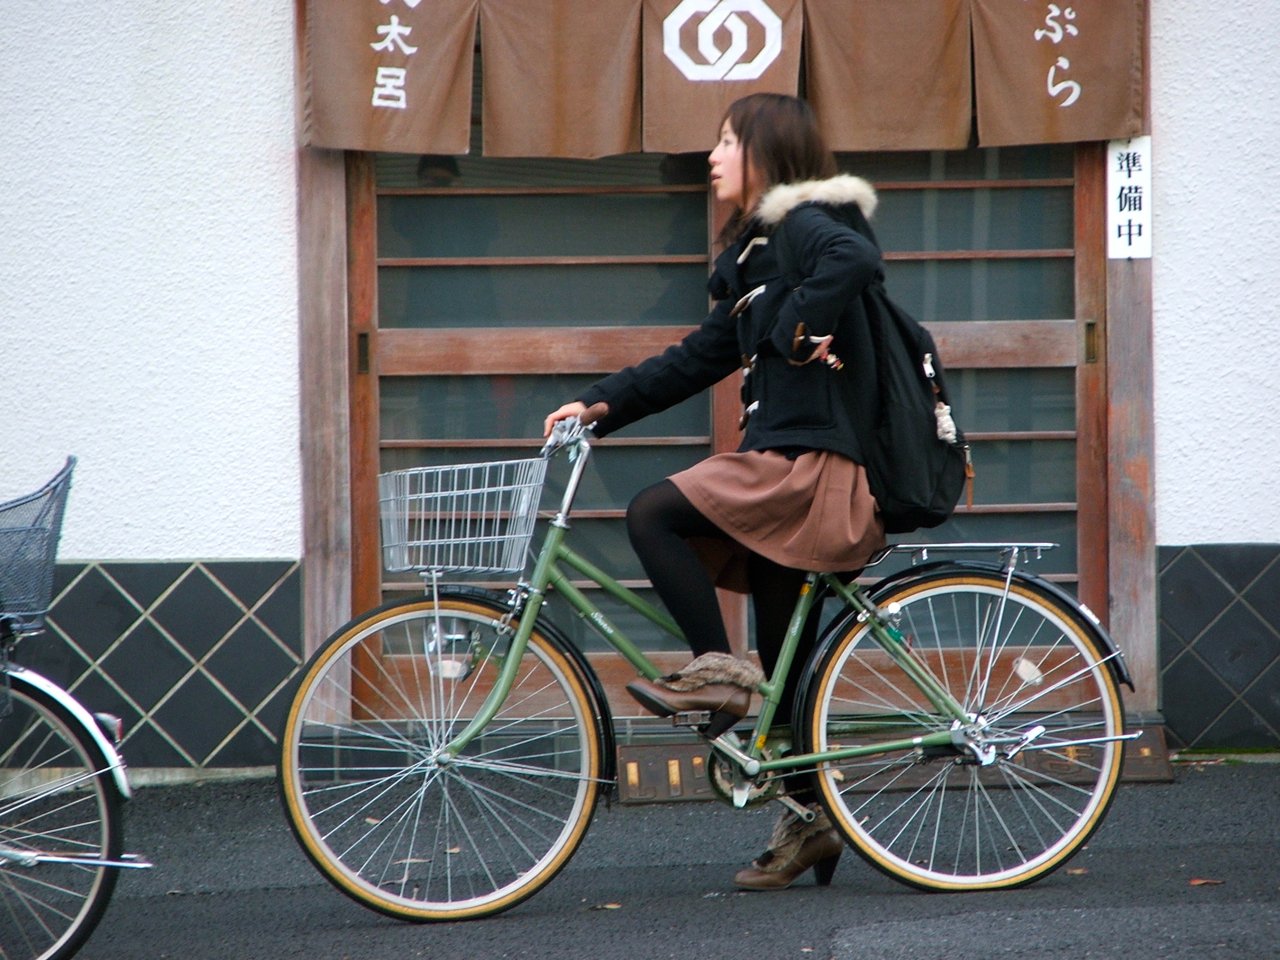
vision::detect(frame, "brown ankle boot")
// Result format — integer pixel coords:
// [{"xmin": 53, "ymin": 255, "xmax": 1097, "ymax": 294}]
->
[
  {"xmin": 733, "ymin": 804, "xmax": 844, "ymax": 891},
  {"xmin": 625, "ymin": 678, "xmax": 751, "ymax": 718},
  {"xmin": 625, "ymin": 653, "xmax": 763, "ymax": 734}
]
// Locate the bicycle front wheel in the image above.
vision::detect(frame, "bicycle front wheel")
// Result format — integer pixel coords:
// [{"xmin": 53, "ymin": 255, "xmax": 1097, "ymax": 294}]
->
[
  {"xmin": 804, "ymin": 570, "xmax": 1126, "ymax": 891},
  {"xmin": 0, "ymin": 670, "xmax": 123, "ymax": 960},
  {"xmin": 279, "ymin": 595, "xmax": 605, "ymax": 921}
]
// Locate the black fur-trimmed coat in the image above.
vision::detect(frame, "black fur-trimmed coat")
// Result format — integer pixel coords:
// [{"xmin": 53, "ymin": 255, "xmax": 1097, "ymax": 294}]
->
[{"xmin": 578, "ymin": 174, "xmax": 884, "ymax": 465}]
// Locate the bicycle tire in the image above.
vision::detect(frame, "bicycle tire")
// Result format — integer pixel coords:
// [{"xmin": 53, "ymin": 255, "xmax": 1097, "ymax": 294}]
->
[
  {"xmin": 803, "ymin": 569, "xmax": 1126, "ymax": 891},
  {"xmin": 279, "ymin": 594, "xmax": 606, "ymax": 921},
  {"xmin": 0, "ymin": 670, "xmax": 123, "ymax": 960}
]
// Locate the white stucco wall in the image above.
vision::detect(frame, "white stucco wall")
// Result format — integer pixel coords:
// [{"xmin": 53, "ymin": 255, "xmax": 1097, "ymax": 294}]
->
[
  {"xmin": 1151, "ymin": 0, "xmax": 1280, "ymax": 545},
  {"xmin": 0, "ymin": 1, "xmax": 300, "ymax": 560}
]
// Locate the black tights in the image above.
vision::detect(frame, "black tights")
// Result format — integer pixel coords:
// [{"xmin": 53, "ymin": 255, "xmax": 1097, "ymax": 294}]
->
[{"xmin": 625, "ymin": 480, "xmax": 823, "ymax": 729}]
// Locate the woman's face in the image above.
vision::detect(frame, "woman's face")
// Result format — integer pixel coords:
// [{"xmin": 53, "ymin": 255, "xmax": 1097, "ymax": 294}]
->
[{"xmin": 709, "ymin": 120, "xmax": 757, "ymax": 209}]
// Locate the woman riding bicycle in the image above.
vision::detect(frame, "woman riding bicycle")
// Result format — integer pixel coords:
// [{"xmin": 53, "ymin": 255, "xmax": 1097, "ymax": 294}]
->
[{"xmin": 543, "ymin": 93, "xmax": 888, "ymax": 891}]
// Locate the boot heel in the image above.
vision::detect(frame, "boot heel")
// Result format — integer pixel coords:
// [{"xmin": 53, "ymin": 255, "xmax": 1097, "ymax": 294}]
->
[{"xmin": 812, "ymin": 852, "xmax": 840, "ymax": 886}]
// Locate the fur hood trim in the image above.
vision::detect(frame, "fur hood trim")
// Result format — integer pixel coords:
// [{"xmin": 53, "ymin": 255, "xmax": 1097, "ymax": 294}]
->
[{"xmin": 756, "ymin": 174, "xmax": 877, "ymax": 227}]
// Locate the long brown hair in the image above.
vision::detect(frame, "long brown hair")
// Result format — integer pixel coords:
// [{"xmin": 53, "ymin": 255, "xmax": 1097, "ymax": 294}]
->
[{"xmin": 718, "ymin": 93, "xmax": 836, "ymax": 240}]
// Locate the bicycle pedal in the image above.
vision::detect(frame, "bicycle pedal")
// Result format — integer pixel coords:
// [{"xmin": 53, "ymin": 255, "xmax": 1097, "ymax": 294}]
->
[
  {"xmin": 670, "ymin": 711, "xmax": 714, "ymax": 728},
  {"xmin": 672, "ymin": 709, "xmax": 740, "ymax": 739}
]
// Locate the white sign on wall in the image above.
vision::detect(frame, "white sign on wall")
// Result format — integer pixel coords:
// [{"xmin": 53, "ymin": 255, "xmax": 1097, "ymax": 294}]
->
[{"xmin": 1107, "ymin": 135, "xmax": 1153, "ymax": 259}]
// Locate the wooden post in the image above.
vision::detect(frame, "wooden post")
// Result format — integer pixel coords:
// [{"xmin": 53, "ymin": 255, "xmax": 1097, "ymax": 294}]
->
[
  {"xmin": 297, "ymin": 147, "xmax": 352, "ymax": 656},
  {"xmin": 1107, "ymin": 255, "xmax": 1158, "ymax": 713}
]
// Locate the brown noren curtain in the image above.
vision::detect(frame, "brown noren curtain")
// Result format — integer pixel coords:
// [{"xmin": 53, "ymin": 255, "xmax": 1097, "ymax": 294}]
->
[
  {"xmin": 302, "ymin": 0, "xmax": 1148, "ymax": 157},
  {"xmin": 641, "ymin": 0, "xmax": 803, "ymax": 154},
  {"xmin": 805, "ymin": 0, "xmax": 972, "ymax": 151},
  {"xmin": 972, "ymin": 0, "xmax": 1147, "ymax": 146},
  {"xmin": 482, "ymin": 0, "xmax": 642, "ymax": 158},
  {"xmin": 304, "ymin": 0, "xmax": 479, "ymax": 154}
]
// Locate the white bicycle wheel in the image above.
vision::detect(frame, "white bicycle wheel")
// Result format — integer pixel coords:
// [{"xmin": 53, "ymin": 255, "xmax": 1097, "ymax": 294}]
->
[
  {"xmin": 279, "ymin": 595, "xmax": 604, "ymax": 921},
  {"xmin": 0, "ymin": 671, "xmax": 122, "ymax": 960},
  {"xmin": 805, "ymin": 570, "xmax": 1126, "ymax": 890}
]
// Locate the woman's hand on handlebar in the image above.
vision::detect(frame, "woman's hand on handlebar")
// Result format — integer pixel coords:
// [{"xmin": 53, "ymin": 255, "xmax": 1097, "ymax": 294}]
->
[
  {"xmin": 542, "ymin": 401, "xmax": 608, "ymax": 437},
  {"xmin": 543, "ymin": 402, "xmax": 587, "ymax": 437}
]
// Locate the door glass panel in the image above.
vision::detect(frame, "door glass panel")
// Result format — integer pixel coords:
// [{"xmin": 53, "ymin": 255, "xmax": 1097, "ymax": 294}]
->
[
  {"xmin": 949, "ymin": 369, "xmax": 1075, "ymax": 432},
  {"xmin": 374, "ymin": 152, "xmax": 708, "ymax": 189},
  {"xmin": 379, "ymin": 193, "xmax": 707, "ymax": 258},
  {"xmin": 885, "ymin": 259, "xmax": 1074, "ymax": 321},
  {"xmin": 544, "ymin": 519, "xmax": 647, "ymax": 582},
  {"xmin": 875, "ymin": 188, "xmax": 1072, "ymax": 252},
  {"xmin": 966, "ymin": 440, "xmax": 1076, "ymax": 504},
  {"xmin": 378, "ymin": 263, "xmax": 709, "ymax": 328},
  {"xmin": 838, "ymin": 146, "xmax": 1074, "ymax": 181},
  {"xmin": 380, "ymin": 376, "xmax": 709, "ymax": 441}
]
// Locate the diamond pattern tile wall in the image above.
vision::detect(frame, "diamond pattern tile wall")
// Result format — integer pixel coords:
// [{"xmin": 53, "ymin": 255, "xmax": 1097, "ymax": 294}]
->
[
  {"xmin": 26, "ymin": 561, "xmax": 302, "ymax": 768},
  {"xmin": 14, "ymin": 543, "xmax": 1278, "ymax": 769},
  {"xmin": 1158, "ymin": 545, "xmax": 1280, "ymax": 749}
]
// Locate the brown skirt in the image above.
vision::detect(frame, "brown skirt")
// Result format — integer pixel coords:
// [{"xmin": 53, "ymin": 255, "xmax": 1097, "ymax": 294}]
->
[{"xmin": 669, "ymin": 449, "xmax": 886, "ymax": 592}]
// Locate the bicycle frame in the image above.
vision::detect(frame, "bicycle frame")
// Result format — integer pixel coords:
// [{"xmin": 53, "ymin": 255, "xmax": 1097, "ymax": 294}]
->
[
  {"xmin": 284, "ymin": 425, "xmax": 1139, "ymax": 917},
  {"xmin": 437, "ymin": 430, "xmax": 971, "ymax": 776}
]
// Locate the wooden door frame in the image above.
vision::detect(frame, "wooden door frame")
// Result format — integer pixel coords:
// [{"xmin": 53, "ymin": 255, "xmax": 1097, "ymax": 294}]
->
[
  {"xmin": 1074, "ymin": 142, "xmax": 1158, "ymax": 714},
  {"xmin": 296, "ymin": 145, "xmax": 352, "ymax": 656},
  {"xmin": 296, "ymin": 144, "xmax": 1157, "ymax": 713}
]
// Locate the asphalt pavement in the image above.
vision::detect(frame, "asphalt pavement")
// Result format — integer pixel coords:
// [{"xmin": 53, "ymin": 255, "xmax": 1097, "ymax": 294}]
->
[{"xmin": 78, "ymin": 758, "xmax": 1279, "ymax": 960}]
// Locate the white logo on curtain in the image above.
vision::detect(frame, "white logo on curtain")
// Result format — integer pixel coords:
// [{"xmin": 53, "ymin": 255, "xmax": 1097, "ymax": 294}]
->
[{"xmin": 663, "ymin": 0, "xmax": 782, "ymax": 81}]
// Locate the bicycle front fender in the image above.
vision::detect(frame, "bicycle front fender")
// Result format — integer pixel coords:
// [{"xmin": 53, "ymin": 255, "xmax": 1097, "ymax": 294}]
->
[{"xmin": 8, "ymin": 665, "xmax": 135, "ymax": 798}]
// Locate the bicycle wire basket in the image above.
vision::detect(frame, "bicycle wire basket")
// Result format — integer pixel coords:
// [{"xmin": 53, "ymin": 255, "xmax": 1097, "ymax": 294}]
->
[
  {"xmin": 378, "ymin": 457, "xmax": 549, "ymax": 575},
  {"xmin": 0, "ymin": 456, "xmax": 75, "ymax": 635}
]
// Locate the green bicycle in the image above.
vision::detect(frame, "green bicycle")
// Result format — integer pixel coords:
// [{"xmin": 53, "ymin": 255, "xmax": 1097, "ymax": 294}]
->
[{"xmin": 278, "ymin": 417, "xmax": 1138, "ymax": 921}]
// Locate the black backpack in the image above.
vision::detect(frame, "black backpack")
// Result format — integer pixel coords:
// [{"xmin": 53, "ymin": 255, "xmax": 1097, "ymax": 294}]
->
[
  {"xmin": 862, "ymin": 283, "xmax": 972, "ymax": 533},
  {"xmin": 768, "ymin": 212, "xmax": 972, "ymax": 533}
]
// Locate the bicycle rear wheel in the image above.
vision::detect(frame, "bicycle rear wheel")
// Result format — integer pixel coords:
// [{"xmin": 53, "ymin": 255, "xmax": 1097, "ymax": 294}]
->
[
  {"xmin": 0, "ymin": 670, "xmax": 122, "ymax": 960},
  {"xmin": 804, "ymin": 569, "xmax": 1126, "ymax": 891},
  {"xmin": 279, "ymin": 594, "xmax": 605, "ymax": 921}
]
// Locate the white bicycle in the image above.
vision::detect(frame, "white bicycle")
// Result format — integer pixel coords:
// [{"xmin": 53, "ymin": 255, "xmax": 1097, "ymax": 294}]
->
[{"xmin": 0, "ymin": 458, "xmax": 151, "ymax": 960}]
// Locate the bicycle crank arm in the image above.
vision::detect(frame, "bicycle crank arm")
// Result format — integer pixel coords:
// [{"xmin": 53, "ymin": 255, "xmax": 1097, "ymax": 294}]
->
[
  {"xmin": 709, "ymin": 733, "xmax": 761, "ymax": 776},
  {"xmin": 776, "ymin": 793, "xmax": 817, "ymax": 822}
]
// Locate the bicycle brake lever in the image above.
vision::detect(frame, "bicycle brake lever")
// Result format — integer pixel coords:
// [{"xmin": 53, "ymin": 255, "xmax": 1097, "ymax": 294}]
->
[{"xmin": 540, "ymin": 416, "xmax": 592, "ymax": 458}]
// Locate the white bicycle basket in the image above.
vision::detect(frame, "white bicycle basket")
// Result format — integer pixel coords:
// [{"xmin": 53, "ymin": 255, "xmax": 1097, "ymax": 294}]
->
[{"xmin": 378, "ymin": 457, "xmax": 549, "ymax": 574}]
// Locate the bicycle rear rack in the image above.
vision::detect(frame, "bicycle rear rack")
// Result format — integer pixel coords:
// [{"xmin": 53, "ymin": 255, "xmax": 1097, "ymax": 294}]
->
[{"xmin": 867, "ymin": 542, "xmax": 1058, "ymax": 570}]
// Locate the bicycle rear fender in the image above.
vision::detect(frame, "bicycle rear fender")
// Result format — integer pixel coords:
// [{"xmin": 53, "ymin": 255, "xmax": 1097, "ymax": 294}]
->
[
  {"xmin": 861, "ymin": 560, "xmax": 1135, "ymax": 691},
  {"xmin": 435, "ymin": 587, "xmax": 619, "ymax": 790},
  {"xmin": 8, "ymin": 665, "xmax": 135, "ymax": 797}
]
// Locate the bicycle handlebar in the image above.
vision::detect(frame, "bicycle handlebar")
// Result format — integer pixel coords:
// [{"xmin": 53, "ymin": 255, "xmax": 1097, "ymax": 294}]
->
[
  {"xmin": 540, "ymin": 416, "xmax": 594, "ymax": 459},
  {"xmin": 535, "ymin": 399, "xmax": 604, "ymax": 455}
]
